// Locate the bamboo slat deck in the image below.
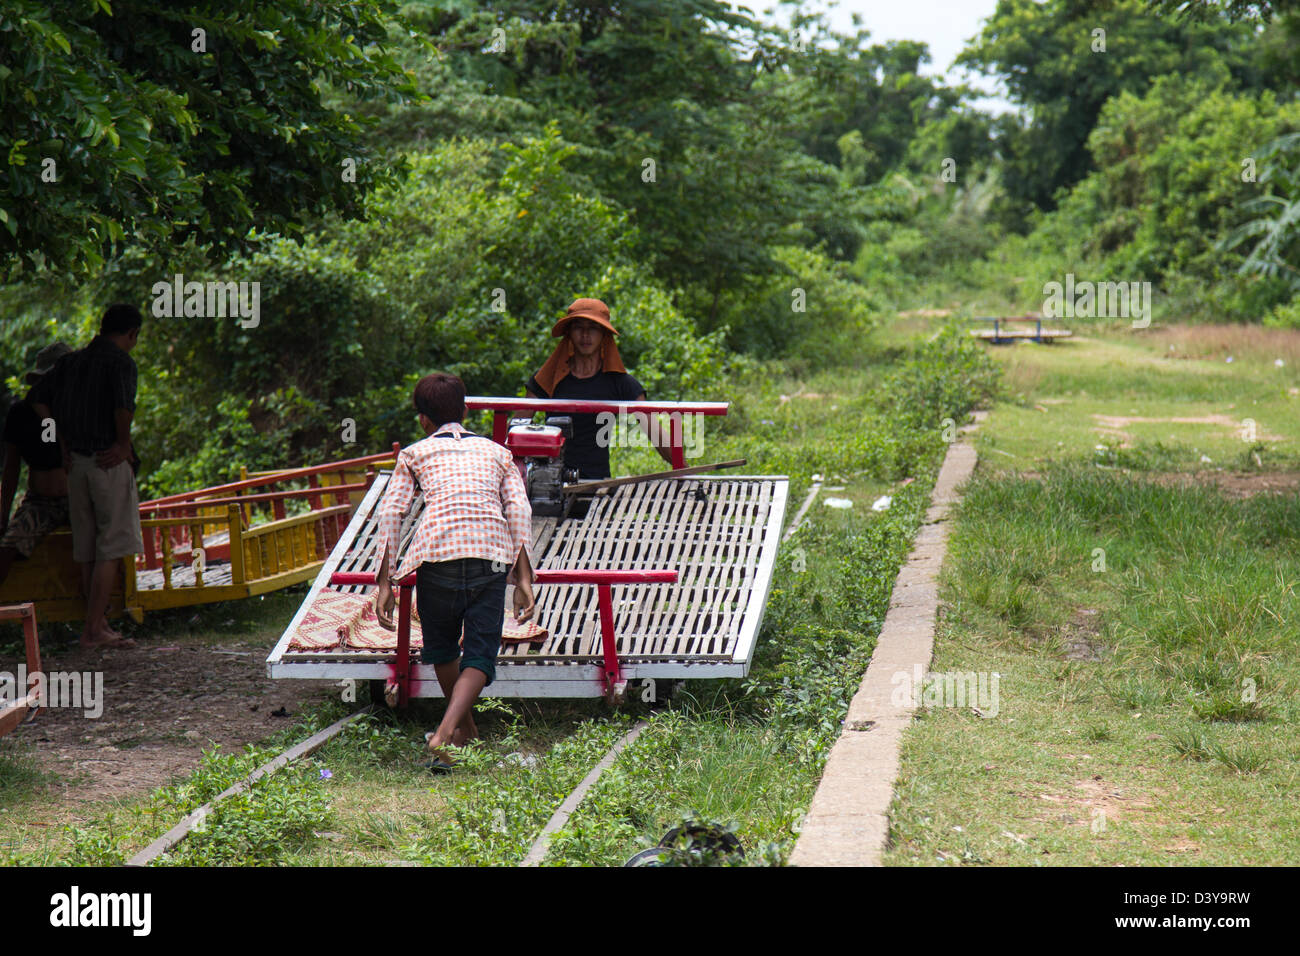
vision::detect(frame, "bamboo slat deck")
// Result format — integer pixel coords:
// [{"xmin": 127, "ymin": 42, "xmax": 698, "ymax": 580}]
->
[{"xmin": 267, "ymin": 471, "xmax": 789, "ymax": 695}]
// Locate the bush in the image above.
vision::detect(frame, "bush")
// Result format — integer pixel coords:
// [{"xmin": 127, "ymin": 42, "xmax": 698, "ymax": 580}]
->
[
  {"xmin": 712, "ymin": 245, "xmax": 885, "ymax": 373},
  {"xmin": 1051, "ymin": 75, "xmax": 1300, "ymax": 315},
  {"xmin": 119, "ymin": 128, "xmax": 732, "ymax": 495},
  {"xmin": 884, "ymin": 320, "xmax": 1002, "ymax": 428},
  {"xmin": 1263, "ymin": 297, "xmax": 1300, "ymax": 330}
]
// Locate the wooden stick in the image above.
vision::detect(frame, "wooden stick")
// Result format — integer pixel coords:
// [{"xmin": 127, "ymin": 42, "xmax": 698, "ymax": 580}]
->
[{"xmin": 563, "ymin": 459, "xmax": 747, "ymax": 495}]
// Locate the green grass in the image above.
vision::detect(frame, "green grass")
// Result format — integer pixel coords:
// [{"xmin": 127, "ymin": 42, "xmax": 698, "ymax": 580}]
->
[
  {"xmin": 0, "ymin": 738, "xmax": 57, "ymax": 803},
  {"xmin": 885, "ymin": 325, "xmax": 1300, "ymax": 866},
  {"xmin": 978, "ymin": 332, "xmax": 1300, "ymax": 473}
]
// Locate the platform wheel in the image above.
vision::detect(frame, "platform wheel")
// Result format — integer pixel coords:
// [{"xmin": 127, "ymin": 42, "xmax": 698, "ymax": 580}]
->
[
  {"xmin": 603, "ymin": 678, "xmax": 628, "ymax": 707},
  {"xmin": 639, "ymin": 678, "xmax": 681, "ymax": 708},
  {"xmin": 368, "ymin": 679, "xmax": 395, "ymax": 711}
]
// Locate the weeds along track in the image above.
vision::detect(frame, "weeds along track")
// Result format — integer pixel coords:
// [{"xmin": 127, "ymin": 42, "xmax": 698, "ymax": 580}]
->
[{"xmin": 3, "ymin": 327, "xmax": 999, "ymax": 866}]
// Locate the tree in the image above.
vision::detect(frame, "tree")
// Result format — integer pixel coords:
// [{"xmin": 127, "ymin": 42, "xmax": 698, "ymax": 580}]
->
[
  {"xmin": 958, "ymin": 0, "xmax": 1270, "ymax": 216},
  {"xmin": 0, "ymin": 0, "xmax": 418, "ymax": 278},
  {"xmin": 1221, "ymin": 132, "xmax": 1300, "ymax": 291}
]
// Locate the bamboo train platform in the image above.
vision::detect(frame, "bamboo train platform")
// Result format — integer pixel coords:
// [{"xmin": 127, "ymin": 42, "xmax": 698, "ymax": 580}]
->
[
  {"xmin": 970, "ymin": 316, "xmax": 1072, "ymax": 343},
  {"xmin": 0, "ymin": 447, "xmax": 401, "ymax": 623},
  {"xmin": 266, "ymin": 471, "xmax": 789, "ymax": 698}
]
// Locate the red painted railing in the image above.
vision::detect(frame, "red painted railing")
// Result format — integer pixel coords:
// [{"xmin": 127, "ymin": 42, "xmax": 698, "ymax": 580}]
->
[
  {"xmin": 140, "ymin": 444, "xmax": 402, "ymax": 506},
  {"xmin": 465, "ymin": 397, "xmax": 728, "ymax": 469},
  {"xmin": 330, "ymin": 568, "xmax": 678, "ymax": 702},
  {"xmin": 136, "ymin": 444, "xmax": 401, "ymax": 572},
  {"xmin": 0, "ymin": 602, "xmax": 42, "ymax": 735}
]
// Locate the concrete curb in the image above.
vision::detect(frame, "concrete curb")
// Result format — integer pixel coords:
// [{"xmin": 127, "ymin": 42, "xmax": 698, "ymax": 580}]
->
[{"xmin": 788, "ymin": 413, "xmax": 983, "ymax": 867}]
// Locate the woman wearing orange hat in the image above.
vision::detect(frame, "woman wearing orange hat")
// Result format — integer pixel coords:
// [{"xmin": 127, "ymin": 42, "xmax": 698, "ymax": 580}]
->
[{"xmin": 525, "ymin": 298, "xmax": 673, "ymax": 479}]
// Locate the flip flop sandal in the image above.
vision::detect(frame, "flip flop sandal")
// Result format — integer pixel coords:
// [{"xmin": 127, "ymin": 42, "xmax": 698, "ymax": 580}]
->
[{"xmin": 423, "ymin": 758, "xmax": 454, "ymax": 775}]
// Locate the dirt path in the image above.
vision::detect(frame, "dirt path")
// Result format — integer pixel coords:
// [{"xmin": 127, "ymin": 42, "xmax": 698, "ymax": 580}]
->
[{"xmin": 7, "ymin": 632, "xmax": 337, "ymax": 801}]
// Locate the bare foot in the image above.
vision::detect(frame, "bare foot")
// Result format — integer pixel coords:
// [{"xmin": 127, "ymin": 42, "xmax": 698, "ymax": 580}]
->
[
  {"xmin": 424, "ymin": 731, "xmax": 455, "ymax": 765},
  {"xmin": 384, "ymin": 682, "xmax": 400, "ymax": 708},
  {"xmin": 80, "ymin": 632, "xmax": 135, "ymax": 650},
  {"xmin": 451, "ymin": 727, "xmax": 482, "ymax": 747}
]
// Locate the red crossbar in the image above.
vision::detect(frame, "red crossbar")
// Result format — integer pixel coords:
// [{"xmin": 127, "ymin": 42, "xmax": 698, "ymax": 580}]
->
[
  {"xmin": 328, "ymin": 567, "xmax": 678, "ymax": 696},
  {"xmin": 466, "ymin": 397, "xmax": 729, "ymax": 415},
  {"xmin": 330, "ymin": 569, "xmax": 677, "ymax": 588},
  {"xmin": 465, "ymin": 397, "xmax": 727, "ymax": 470}
]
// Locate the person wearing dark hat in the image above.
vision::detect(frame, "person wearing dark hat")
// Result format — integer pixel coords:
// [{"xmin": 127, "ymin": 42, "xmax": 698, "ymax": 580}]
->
[
  {"xmin": 524, "ymin": 298, "xmax": 674, "ymax": 479},
  {"xmin": 0, "ymin": 342, "xmax": 73, "ymax": 589}
]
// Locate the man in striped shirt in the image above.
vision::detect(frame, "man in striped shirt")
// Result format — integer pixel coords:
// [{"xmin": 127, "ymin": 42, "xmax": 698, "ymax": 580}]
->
[{"xmin": 375, "ymin": 372, "xmax": 535, "ymax": 770}]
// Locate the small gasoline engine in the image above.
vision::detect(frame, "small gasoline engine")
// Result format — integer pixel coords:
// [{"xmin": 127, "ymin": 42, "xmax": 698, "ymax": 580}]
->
[{"xmin": 505, "ymin": 416, "xmax": 579, "ymax": 517}]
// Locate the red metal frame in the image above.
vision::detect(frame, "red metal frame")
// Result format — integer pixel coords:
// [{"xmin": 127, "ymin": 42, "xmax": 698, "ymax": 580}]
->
[
  {"xmin": 142, "ymin": 482, "xmax": 371, "ymax": 514},
  {"xmin": 0, "ymin": 602, "xmax": 42, "ymax": 735},
  {"xmin": 465, "ymin": 397, "xmax": 728, "ymax": 471},
  {"xmin": 329, "ymin": 568, "xmax": 678, "ymax": 699}
]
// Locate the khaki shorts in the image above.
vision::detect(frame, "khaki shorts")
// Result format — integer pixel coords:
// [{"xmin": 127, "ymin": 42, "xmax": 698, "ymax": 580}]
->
[
  {"xmin": 0, "ymin": 493, "xmax": 70, "ymax": 558},
  {"xmin": 68, "ymin": 453, "xmax": 143, "ymax": 563}
]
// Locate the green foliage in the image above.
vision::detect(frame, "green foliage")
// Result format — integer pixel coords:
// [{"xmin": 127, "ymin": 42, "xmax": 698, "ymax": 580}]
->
[
  {"xmin": 362, "ymin": 0, "xmax": 994, "ymax": 311},
  {"xmin": 1263, "ymin": 296, "xmax": 1300, "ymax": 328},
  {"xmin": 884, "ymin": 321, "xmax": 1003, "ymax": 428},
  {"xmin": 965, "ymin": 73, "xmax": 1300, "ymax": 323},
  {"xmin": 960, "ymin": 0, "xmax": 1279, "ymax": 217},
  {"xmin": 712, "ymin": 244, "xmax": 885, "ymax": 371},
  {"xmin": 410, "ymin": 717, "xmax": 630, "ymax": 866},
  {"xmin": 1221, "ymin": 132, "xmax": 1300, "ymax": 291},
  {"xmin": 0, "ymin": 0, "xmax": 418, "ymax": 278},
  {"xmin": 337, "ymin": 128, "xmax": 731, "ymax": 397},
  {"xmin": 133, "ymin": 238, "xmax": 401, "ymax": 495},
  {"xmin": 1065, "ymin": 77, "xmax": 1300, "ymax": 284},
  {"xmin": 151, "ymin": 747, "xmax": 332, "ymax": 866}
]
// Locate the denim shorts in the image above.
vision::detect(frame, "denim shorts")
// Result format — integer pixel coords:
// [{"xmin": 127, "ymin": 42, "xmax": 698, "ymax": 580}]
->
[{"xmin": 416, "ymin": 558, "xmax": 507, "ymax": 685}]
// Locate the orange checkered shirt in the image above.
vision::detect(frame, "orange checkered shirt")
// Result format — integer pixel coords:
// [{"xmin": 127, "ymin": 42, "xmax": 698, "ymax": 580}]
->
[{"xmin": 377, "ymin": 423, "xmax": 532, "ymax": 581}]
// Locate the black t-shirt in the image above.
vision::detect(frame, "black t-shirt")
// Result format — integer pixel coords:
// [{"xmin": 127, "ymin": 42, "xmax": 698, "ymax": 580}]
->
[
  {"xmin": 30, "ymin": 336, "xmax": 137, "ymax": 453},
  {"xmin": 525, "ymin": 370, "xmax": 644, "ymax": 479},
  {"xmin": 2, "ymin": 400, "xmax": 62, "ymax": 472}
]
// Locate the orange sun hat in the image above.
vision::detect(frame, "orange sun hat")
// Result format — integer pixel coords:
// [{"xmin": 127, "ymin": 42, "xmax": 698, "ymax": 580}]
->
[
  {"xmin": 533, "ymin": 298, "xmax": 627, "ymax": 395},
  {"xmin": 550, "ymin": 298, "xmax": 619, "ymax": 337}
]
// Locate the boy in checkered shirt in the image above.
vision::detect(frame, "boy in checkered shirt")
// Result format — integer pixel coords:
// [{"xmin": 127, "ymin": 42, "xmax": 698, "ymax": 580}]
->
[{"xmin": 375, "ymin": 373, "xmax": 535, "ymax": 771}]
